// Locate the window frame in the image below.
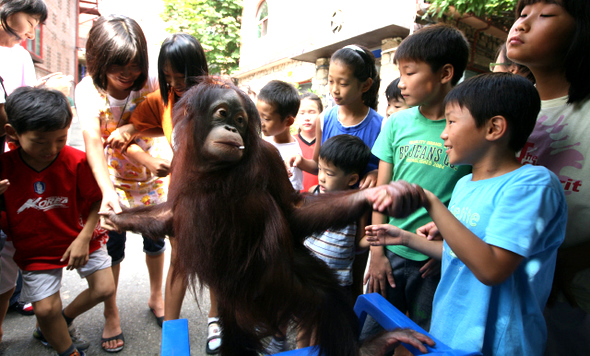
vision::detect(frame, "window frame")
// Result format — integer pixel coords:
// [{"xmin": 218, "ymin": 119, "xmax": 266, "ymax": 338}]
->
[
  {"xmin": 256, "ymin": 0, "xmax": 268, "ymax": 39},
  {"xmin": 20, "ymin": 25, "xmax": 43, "ymax": 62}
]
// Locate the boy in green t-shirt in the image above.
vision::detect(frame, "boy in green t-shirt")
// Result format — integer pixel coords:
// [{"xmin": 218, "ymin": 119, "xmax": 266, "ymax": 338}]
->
[{"xmin": 363, "ymin": 23, "xmax": 471, "ymax": 336}]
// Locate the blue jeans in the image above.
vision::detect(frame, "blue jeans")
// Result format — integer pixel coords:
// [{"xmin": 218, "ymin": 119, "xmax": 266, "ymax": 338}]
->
[
  {"xmin": 360, "ymin": 249, "xmax": 440, "ymax": 340},
  {"xmin": 107, "ymin": 230, "xmax": 166, "ymax": 265}
]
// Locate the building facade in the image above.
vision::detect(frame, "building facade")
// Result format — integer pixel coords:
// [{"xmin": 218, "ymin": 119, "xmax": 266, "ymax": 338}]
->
[
  {"xmin": 21, "ymin": 0, "xmax": 79, "ymax": 84},
  {"xmin": 235, "ymin": 0, "xmax": 507, "ymax": 115}
]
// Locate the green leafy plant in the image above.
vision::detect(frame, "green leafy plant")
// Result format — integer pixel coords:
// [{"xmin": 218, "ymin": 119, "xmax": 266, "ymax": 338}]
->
[
  {"xmin": 426, "ymin": 0, "xmax": 517, "ymax": 20},
  {"xmin": 162, "ymin": 0, "xmax": 243, "ymax": 74}
]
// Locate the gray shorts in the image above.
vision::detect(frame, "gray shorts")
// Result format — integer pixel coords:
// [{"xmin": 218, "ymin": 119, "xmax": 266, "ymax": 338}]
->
[
  {"xmin": 21, "ymin": 244, "xmax": 111, "ymax": 304},
  {"xmin": 0, "ymin": 240, "xmax": 19, "ymax": 294}
]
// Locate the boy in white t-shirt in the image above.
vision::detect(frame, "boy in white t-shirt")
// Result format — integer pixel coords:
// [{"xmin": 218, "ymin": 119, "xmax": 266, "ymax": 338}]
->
[{"xmin": 257, "ymin": 80, "xmax": 303, "ymax": 191}]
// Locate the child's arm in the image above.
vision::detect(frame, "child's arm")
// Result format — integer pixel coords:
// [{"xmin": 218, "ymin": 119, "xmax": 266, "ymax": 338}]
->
[
  {"xmin": 125, "ymin": 144, "xmax": 171, "ymax": 177},
  {"xmin": 364, "ymin": 160, "xmax": 396, "ymax": 295},
  {"xmin": 0, "ymin": 179, "xmax": 9, "ymax": 195},
  {"xmin": 421, "ymin": 190, "xmax": 523, "ymax": 285},
  {"xmin": 365, "ymin": 224, "xmax": 443, "ymax": 260},
  {"xmin": 81, "ymin": 114, "xmax": 121, "ymax": 222},
  {"xmin": 290, "ymin": 116, "xmax": 322, "ymax": 174},
  {"xmin": 61, "ymin": 201, "xmax": 101, "ymax": 270},
  {"xmin": 356, "ymin": 211, "xmax": 371, "ymax": 252}
]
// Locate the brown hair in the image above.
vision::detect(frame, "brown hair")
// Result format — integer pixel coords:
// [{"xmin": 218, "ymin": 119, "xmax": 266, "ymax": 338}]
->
[{"xmin": 85, "ymin": 15, "xmax": 148, "ymax": 93}]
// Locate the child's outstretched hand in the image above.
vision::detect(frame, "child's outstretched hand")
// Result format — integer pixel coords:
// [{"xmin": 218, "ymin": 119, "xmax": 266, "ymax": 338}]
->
[
  {"xmin": 61, "ymin": 237, "xmax": 90, "ymax": 270},
  {"xmin": 365, "ymin": 224, "xmax": 405, "ymax": 246},
  {"xmin": 0, "ymin": 179, "xmax": 9, "ymax": 195},
  {"xmin": 370, "ymin": 180, "xmax": 428, "ymax": 217}
]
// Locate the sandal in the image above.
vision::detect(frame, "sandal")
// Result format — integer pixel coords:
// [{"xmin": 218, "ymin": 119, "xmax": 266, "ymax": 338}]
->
[
  {"xmin": 101, "ymin": 332, "xmax": 125, "ymax": 353},
  {"xmin": 151, "ymin": 308, "xmax": 164, "ymax": 328},
  {"xmin": 205, "ymin": 318, "xmax": 222, "ymax": 354}
]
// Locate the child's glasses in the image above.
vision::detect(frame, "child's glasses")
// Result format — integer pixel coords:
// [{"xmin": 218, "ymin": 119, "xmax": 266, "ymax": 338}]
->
[{"xmin": 489, "ymin": 63, "xmax": 510, "ymax": 72}]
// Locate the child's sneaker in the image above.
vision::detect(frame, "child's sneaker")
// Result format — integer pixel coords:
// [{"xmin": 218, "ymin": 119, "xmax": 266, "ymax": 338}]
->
[
  {"xmin": 67, "ymin": 324, "xmax": 90, "ymax": 351},
  {"xmin": 33, "ymin": 326, "xmax": 90, "ymax": 351},
  {"xmin": 33, "ymin": 327, "xmax": 50, "ymax": 347}
]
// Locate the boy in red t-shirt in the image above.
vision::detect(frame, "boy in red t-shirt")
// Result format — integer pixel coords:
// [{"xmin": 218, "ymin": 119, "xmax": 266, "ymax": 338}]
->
[{"xmin": 0, "ymin": 87, "xmax": 115, "ymax": 356}]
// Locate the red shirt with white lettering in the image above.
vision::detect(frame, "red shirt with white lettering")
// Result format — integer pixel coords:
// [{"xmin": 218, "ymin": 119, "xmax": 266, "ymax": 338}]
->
[{"xmin": 0, "ymin": 145, "xmax": 107, "ymax": 271}]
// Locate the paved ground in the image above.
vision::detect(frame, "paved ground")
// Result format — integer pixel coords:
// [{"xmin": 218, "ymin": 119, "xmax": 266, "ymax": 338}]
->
[{"xmin": 1, "ymin": 234, "xmax": 215, "ymax": 356}]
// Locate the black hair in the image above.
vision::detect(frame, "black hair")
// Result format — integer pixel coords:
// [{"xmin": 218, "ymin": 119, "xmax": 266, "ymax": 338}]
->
[
  {"xmin": 515, "ymin": 0, "xmax": 590, "ymax": 103},
  {"xmin": 443, "ymin": 72, "xmax": 540, "ymax": 152},
  {"xmin": 5, "ymin": 86, "xmax": 72, "ymax": 134},
  {"xmin": 300, "ymin": 92, "xmax": 323, "ymax": 113},
  {"xmin": 85, "ymin": 15, "xmax": 149, "ymax": 94},
  {"xmin": 330, "ymin": 45, "xmax": 381, "ymax": 110},
  {"xmin": 395, "ymin": 23, "xmax": 469, "ymax": 85},
  {"xmin": 158, "ymin": 33, "xmax": 209, "ymax": 105},
  {"xmin": 495, "ymin": 43, "xmax": 535, "ymax": 84},
  {"xmin": 319, "ymin": 134, "xmax": 371, "ymax": 175},
  {"xmin": 385, "ymin": 78, "xmax": 403, "ymax": 101},
  {"xmin": 0, "ymin": 0, "xmax": 47, "ymax": 39},
  {"xmin": 257, "ymin": 80, "xmax": 300, "ymax": 120}
]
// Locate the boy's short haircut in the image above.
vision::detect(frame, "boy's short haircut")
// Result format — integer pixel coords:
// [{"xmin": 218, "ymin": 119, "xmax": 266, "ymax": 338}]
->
[
  {"xmin": 385, "ymin": 78, "xmax": 403, "ymax": 101},
  {"xmin": 443, "ymin": 72, "xmax": 540, "ymax": 152},
  {"xmin": 258, "ymin": 80, "xmax": 300, "ymax": 121},
  {"xmin": 394, "ymin": 23, "xmax": 469, "ymax": 85},
  {"xmin": 5, "ymin": 86, "xmax": 73, "ymax": 134},
  {"xmin": 319, "ymin": 134, "xmax": 371, "ymax": 175},
  {"xmin": 300, "ymin": 92, "xmax": 323, "ymax": 113}
]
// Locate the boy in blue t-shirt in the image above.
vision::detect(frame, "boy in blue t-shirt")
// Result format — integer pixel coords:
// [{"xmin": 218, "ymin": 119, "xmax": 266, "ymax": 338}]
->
[{"xmin": 366, "ymin": 73, "xmax": 567, "ymax": 355}]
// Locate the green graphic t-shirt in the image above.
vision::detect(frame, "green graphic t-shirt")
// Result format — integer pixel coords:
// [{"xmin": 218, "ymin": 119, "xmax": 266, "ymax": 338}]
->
[{"xmin": 373, "ymin": 107, "xmax": 471, "ymax": 260}]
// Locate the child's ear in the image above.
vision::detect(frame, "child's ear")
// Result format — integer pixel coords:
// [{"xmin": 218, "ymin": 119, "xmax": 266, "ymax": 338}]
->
[
  {"xmin": 347, "ymin": 173, "xmax": 360, "ymax": 187},
  {"xmin": 4, "ymin": 124, "xmax": 18, "ymax": 141},
  {"xmin": 360, "ymin": 78, "xmax": 373, "ymax": 93},
  {"xmin": 285, "ymin": 115, "xmax": 295, "ymax": 127},
  {"xmin": 439, "ymin": 64, "xmax": 455, "ymax": 85},
  {"xmin": 486, "ymin": 115, "xmax": 508, "ymax": 142}
]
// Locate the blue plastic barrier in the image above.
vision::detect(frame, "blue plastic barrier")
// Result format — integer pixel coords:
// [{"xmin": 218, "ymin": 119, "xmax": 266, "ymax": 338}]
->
[
  {"xmin": 161, "ymin": 318, "xmax": 190, "ymax": 355},
  {"xmin": 160, "ymin": 293, "xmax": 481, "ymax": 355}
]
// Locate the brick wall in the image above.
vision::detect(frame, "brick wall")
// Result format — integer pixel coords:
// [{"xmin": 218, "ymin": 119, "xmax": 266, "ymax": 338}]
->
[{"xmin": 33, "ymin": 0, "xmax": 78, "ymax": 84}]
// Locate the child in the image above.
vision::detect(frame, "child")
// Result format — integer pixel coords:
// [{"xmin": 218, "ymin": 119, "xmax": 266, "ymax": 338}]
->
[
  {"xmin": 298, "ymin": 134, "xmax": 371, "ymax": 349},
  {"xmin": 384, "ymin": 77, "xmax": 410, "ymax": 119},
  {"xmin": 75, "ymin": 15, "xmax": 170, "ymax": 352},
  {"xmin": 490, "ymin": 43, "xmax": 534, "ymax": 83},
  {"xmin": 506, "ymin": 1, "xmax": 590, "ymax": 353},
  {"xmin": 294, "ymin": 92, "xmax": 321, "ymax": 192},
  {"xmin": 366, "ymin": 72, "xmax": 567, "ymax": 355},
  {"xmin": 257, "ymin": 80, "xmax": 303, "ymax": 191},
  {"xmin": 290, "ymin": 44, "xmax": 383, "ymax": 189},
  {"xmin": 0, "ymin": 87, "xmax": 116, "ymax": 356},
  {"xmin": 363, "ymin": 23, "xmax": 472, "ymax": 336},
  {"xmin": 106, "ymin": 33, "xmax": 221, "ymax": 355}
]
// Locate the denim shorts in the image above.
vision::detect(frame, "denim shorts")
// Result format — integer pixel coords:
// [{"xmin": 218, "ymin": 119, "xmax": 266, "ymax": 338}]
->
[
  {"xmin": 107, "ymin": 230, "xmax": 165, "ymax": 265},
  {"xmin": 360, "ymin": 249, "xmax": 440, "ymax": 340}
]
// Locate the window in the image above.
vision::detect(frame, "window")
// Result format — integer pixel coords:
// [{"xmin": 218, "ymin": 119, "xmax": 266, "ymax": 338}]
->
[
  {"xmin": 256, "ymin": 1, "xmax": 268, "ymax": 38},
  {"xmin": 21, "ymin": 25, "xmax": 43, "ymax": 62}
]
